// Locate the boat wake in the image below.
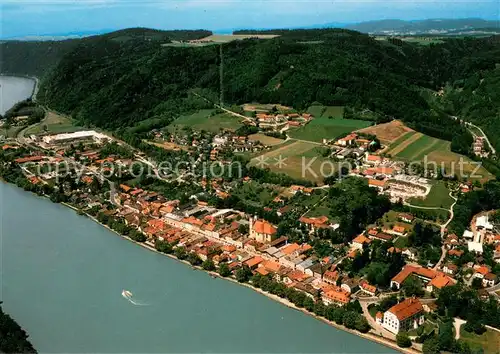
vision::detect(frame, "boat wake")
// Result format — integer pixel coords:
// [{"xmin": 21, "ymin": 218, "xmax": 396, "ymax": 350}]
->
[{"xmin": 121, "ymin": 290, "xmax": 149, "ymax": 306}]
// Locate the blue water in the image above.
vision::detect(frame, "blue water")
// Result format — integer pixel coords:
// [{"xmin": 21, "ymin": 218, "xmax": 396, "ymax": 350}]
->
[{"xmin": 0, "ymin": 183, "xmax": 395, "ymax": 353}]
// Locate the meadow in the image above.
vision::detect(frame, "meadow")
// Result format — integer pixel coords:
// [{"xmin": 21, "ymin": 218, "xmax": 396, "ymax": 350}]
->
[
  {"xmin": 249, "ymin": 140, "xmax": 334, "ymax": 183},
  {"xmin": 387, "ymin": 132, "xmax": 494, "ymax": 180},
  {"xmin": 168, "ymin": 109, "xmax": 243, "ymax": 132},
  {"xmin": 25, "ymin": 111, "xmax": 84, "ymax": 135},
  {"xmin": 288, "ymin": 116, "xmax": 371, "ymax": 143},
  {"xmin": 407, "ymin": 180, "xmax": 455, "ymax": 209}
]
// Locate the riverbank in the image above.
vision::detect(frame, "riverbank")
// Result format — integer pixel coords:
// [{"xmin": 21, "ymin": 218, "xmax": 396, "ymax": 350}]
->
[{"xmin": 63, "ymin": 203, "xmax": 419, "ymax": 354}]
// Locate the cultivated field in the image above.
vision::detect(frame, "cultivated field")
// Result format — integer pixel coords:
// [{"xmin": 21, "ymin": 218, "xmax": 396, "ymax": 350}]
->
[
  {"xmin": 357, "ymin": 120, "xmax": 413, "ymax": 144},
  {"xmin": 197, "ymin": 34, "xmax": 280, "ymax": 43},
  {"xmin": 288, "ymin": 116, "xmax": 371, "ymax": 143},
  {"xmin": 249, "ymin": 140, "xmax": 334, "ymax": 183},
  {"xmin": 169, "ymin": 109, "xmax": 243, "ymax": 132},
  {"xmin": 145, "ymin": 140, "xmax": 190, "ymax": 152},
  {"xmin": 248, "ymin": 133, "xmax": 285, "ymax": 146},
  {"xmin": 387, "ymin": 132, "xmax": 494, "ymax": 180}
]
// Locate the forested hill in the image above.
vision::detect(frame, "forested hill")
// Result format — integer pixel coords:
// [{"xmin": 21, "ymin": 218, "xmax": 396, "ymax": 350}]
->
[
  {"xmin": 36, "ymin": 29, "xmax": 500, "ymax": 147},
  {"xmin": 0, "ymin": 303, "xmax": 37, "ymax": 353},
  {"xmin": 0, "ymin": 28, "xmax": 212, "ymax": 78}
]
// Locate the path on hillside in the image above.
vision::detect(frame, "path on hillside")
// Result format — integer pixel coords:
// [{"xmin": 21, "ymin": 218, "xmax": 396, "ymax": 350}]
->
[
  {"xmin": 402, "ymin": 203, "xmax": 449, "ymax": 212},
  {"xmin": 434, "ymin": 191, "xmax": 458, "ymax": 270},
  {"xmin": 451, "ymin": 115, "xmax": 496, "ymax": 156},
  {"xmin": 191, "ymin": 92, "xmax": 252, "ymax": 122},
  {"xmin": 454, "ymin": 318, "xmax": 466, "ymax": 340}
]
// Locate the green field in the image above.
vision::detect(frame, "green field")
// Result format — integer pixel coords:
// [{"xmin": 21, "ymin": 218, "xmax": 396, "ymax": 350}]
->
[
  {"xmin": 306, "ymin": 105, "xmax": 326, "ymax": 117},
  {"xmin": 395, "ymin": 135, "xmax": 443, "ymax": 160},
  {"xmin": 460, "ymin": 327, "xmax": 500, "ymax": 353},
  {"xmin": 25, "ymin": 111, "xmax": 84, "ymax": 135},
  {"xmin": 389, "ymin": 133, "xmax": 494, "ymax": 180},
  {"xmin": 305, "ymin": 105, "xmax": 344, "ymax": 119},
  {"xmin": 169, "ymin": 109, "xmax": 244, "ymax": 132},
  {"xmin": 249, "ymin": 140, "xmax": 335, "ymax": 183},
  {"xmin": 408, "ymin": 181, "xmax": 455, "ymax": 209},
  {"xmin": 288, "ymin": 116, "xmax": 371, "ymax": 143},
  {"xmin": 386, "ymin": 131, "xmax": 417, "ymax": 152}
]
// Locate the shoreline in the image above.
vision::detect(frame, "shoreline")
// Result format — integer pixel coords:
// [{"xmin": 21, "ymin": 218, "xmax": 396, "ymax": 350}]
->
[
  {"xmin": 1, "ymin": 182, "xmax": 417, "ymax": 353},
  {"xmin": 2, "ymin": 177, "xmax": 419, "ymax": 353},
  {"xmin": 63, "ymin": 204, "xmax": 419, "ymax": 354}
]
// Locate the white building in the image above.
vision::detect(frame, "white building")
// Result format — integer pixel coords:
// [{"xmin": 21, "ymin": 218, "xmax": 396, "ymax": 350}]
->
[
  {"xmin": 382, "ymin": 298, "xmax": 425, "ymax": 334},
  {"xmin": 42, "ymin": 130, "xmax": 109, "ymax": 145},
  {"xmin": 476, "ymin": 215, "xmax": 493, "ymax": 230}
]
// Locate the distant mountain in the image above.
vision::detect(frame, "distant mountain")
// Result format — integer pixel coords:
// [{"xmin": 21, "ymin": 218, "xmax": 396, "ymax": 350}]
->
[{"xmin": 345, "ymin": 18, "xmax": 500, "ymax": 35}]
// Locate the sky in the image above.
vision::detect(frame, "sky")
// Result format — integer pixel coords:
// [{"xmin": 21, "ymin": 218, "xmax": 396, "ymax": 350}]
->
[{"xmin": 0, "ymin": 0, "xmax": 498, "ymax": 38}]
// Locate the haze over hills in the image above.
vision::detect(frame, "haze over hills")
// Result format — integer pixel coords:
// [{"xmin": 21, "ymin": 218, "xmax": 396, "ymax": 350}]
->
[
  {"xmin": 344, "ymin": 18, "xmax": 500, "ymax": 34},
  {"xmin": 3, "ymin": 18, "xmax": 499, "ymax": 41}
]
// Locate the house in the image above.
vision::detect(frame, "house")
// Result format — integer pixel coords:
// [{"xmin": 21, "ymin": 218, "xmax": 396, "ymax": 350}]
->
[
  {"xmin": 426, "ymin": 274, "xmax": 456, "ymax": 292},
  {"xmin": 351, "ymin": 234, "xmax": 372, "ymax": 250},
  {"xmin": 382, "ymin": 298, "xmax": 425, "ymax": 334},
  {"xmin": 444, "ymin": 234, "xmax": 459, "ymax": 249},
  {"xmin": 368, "ymin": 178, "xmax": 388, "ymax": 191},
  {"xmin": 336, "ymin": 133, "xmax": 357, "ymax": 147},
  {"xmin": 392, "ymin": 225, "xmax": 408, "ymax": 236},
  {"xmin": 399, "ymin": 213, "xmax": 414, "ymax": 223},
  {"xmin": 369, "ymin": 232, "xmax": 393, "ymax": 242},
  {"xmin": 483, "ymin": 273, "xmax": 498, "ymax": 287},
  {"xmin": 299, "ymin": 215, "xmax": 332, "ymax": 233},
  {"xmin": 244, "ymin": 256, "xmax": 264, "ymax": 270},
  {"xmin": 448, "ymin": 249, "xmax": 464, "ymax": 257},
  {"xmin": 390, "ymin": 265, "xmax": 455, "ymax": 291},
  {"xmin": 442, "ymin": 263, "xmax": 458, "ymax": 275},
  {"xmin": 341, "ymin": 278, "xmax": 360, "ymax": 294},
  {"xmin": 463, "ymin": 230, "xmax": 474, "ymax": 239},
  {"xmin": 473, "ymin": 265, "xmax": 490, "ymax": 279},
  {"xmin": 359, "ymin": 280, "xmax": 378, "ymax": 296},
  {"xmin": 323, "ymin": 270, "xmax": 339, "ymax": 285},
  {"xmin": 476, "ymin": 215, "xmax": 493, "ymax": 230},
  {"xmin": 249, "ymin": 218, "xmax": 278, "ymax": 243},
  {"xmin": 321, "ymin": 286, "xmax": 351, "ymax": 305},
  {"xmin": 365, "ymin": 154, "xmax": 382, "ymax": 165},
  {"xmin": 376, "ymin": 312, "xmax": 384, "ymax": 325}
]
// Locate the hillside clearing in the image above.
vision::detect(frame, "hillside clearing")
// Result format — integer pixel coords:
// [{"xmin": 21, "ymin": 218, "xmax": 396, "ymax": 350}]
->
[
  {"xmin": 357, "ymin": 120, "xmax": 413, "ymax": 144},
  {"xmin": 248, "ymin": 133, "xmax": 285, "ymax": 146},
  {"xmin": 169, "ymin": 109, "xmax": 243, "ymax": 132},
  {"xmin": 249, "ymin": 140, "xmax": 333, "ymax": 183},
  {"xmin": 288, "ymin": 116, "xmax": 371, "ymax": 143}
]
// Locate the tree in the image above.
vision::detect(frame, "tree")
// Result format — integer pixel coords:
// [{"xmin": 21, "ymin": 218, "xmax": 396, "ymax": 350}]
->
[
  {"xmin": 396, "ymin": 332, "xmax": 412, "ymax": 348},
  {"xmin": 202, "ymin": 259, "xmax": 216, "ymax": 271},
  {"xmin": 235, "ymin": 266, "xmax": 252, "ymax": 283},
  {"xmin": 174, "ymin": 247, "xmax": 187, "ymax": 260},
  {"xmin": 342, "ymin": 311, "xmax": 358, "ymax": 329},
  {"xmin": 187, "ymin": 253, "xmax": 202, "ymax": 266},
  {"xmin": 303, "ymin": 297, "xmax": 315, "ymax": 312},
  {"xmin": 218, "ymin": 263, "xmax": 231, "ymax": 277},
  {"xmin": 355, "ymin": 316, "xmax": 370, "ymax": 333},
  {"xmin": 422, "ymin": 337, "xmax": 440, "ymax": 354}
]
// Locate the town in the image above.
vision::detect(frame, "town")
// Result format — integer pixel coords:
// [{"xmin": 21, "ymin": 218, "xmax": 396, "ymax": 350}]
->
[{"xmin": 1, "ymin": 99, "xmax": 500, "ymax": 353}]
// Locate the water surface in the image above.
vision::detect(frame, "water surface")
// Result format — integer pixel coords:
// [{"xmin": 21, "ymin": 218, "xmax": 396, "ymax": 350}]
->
[
  {"xmin": 0, "ymin": 76, "xmax": 36, "ymax": 115},
  {"xmin": 0, "ymin": 183, "xmax": 395, "ymax": 353}
]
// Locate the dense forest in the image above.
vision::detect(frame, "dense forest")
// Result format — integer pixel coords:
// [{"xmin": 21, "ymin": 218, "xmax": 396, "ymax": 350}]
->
[
  {"xmin": 0, "ymin": 28, "xmax": 212, "ymax": 78},
  {"xmin": 0, "ymin": 303, "xmax": 37, "ymax": 353},
  {"xmin": 3, "ymin": 28, "xmax": 500, "ymax": 158}
]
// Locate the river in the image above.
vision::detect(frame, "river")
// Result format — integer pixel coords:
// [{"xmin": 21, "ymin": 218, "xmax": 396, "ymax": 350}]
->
[
  {"xmin": 0, "ymin": 183, "xmax": 396, "ymax": 353},
  {"xmin": 0, "ymin": 75, "xmax": 36, "ymax": 115}
]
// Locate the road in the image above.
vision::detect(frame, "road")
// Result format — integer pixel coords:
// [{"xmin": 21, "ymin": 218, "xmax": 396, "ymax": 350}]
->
[
  {"xmin": 450, "ymin": 115, "xmax": 496, "ymax": 156},
  {"xmin": 434, "ymin": 191, "xmax": 458, "ymax": 270}
]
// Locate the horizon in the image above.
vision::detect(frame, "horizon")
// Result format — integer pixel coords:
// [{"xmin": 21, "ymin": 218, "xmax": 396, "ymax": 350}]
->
[{"xmin": 1, "ymin": 0, "xmax": 498, "ymax": 39}]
